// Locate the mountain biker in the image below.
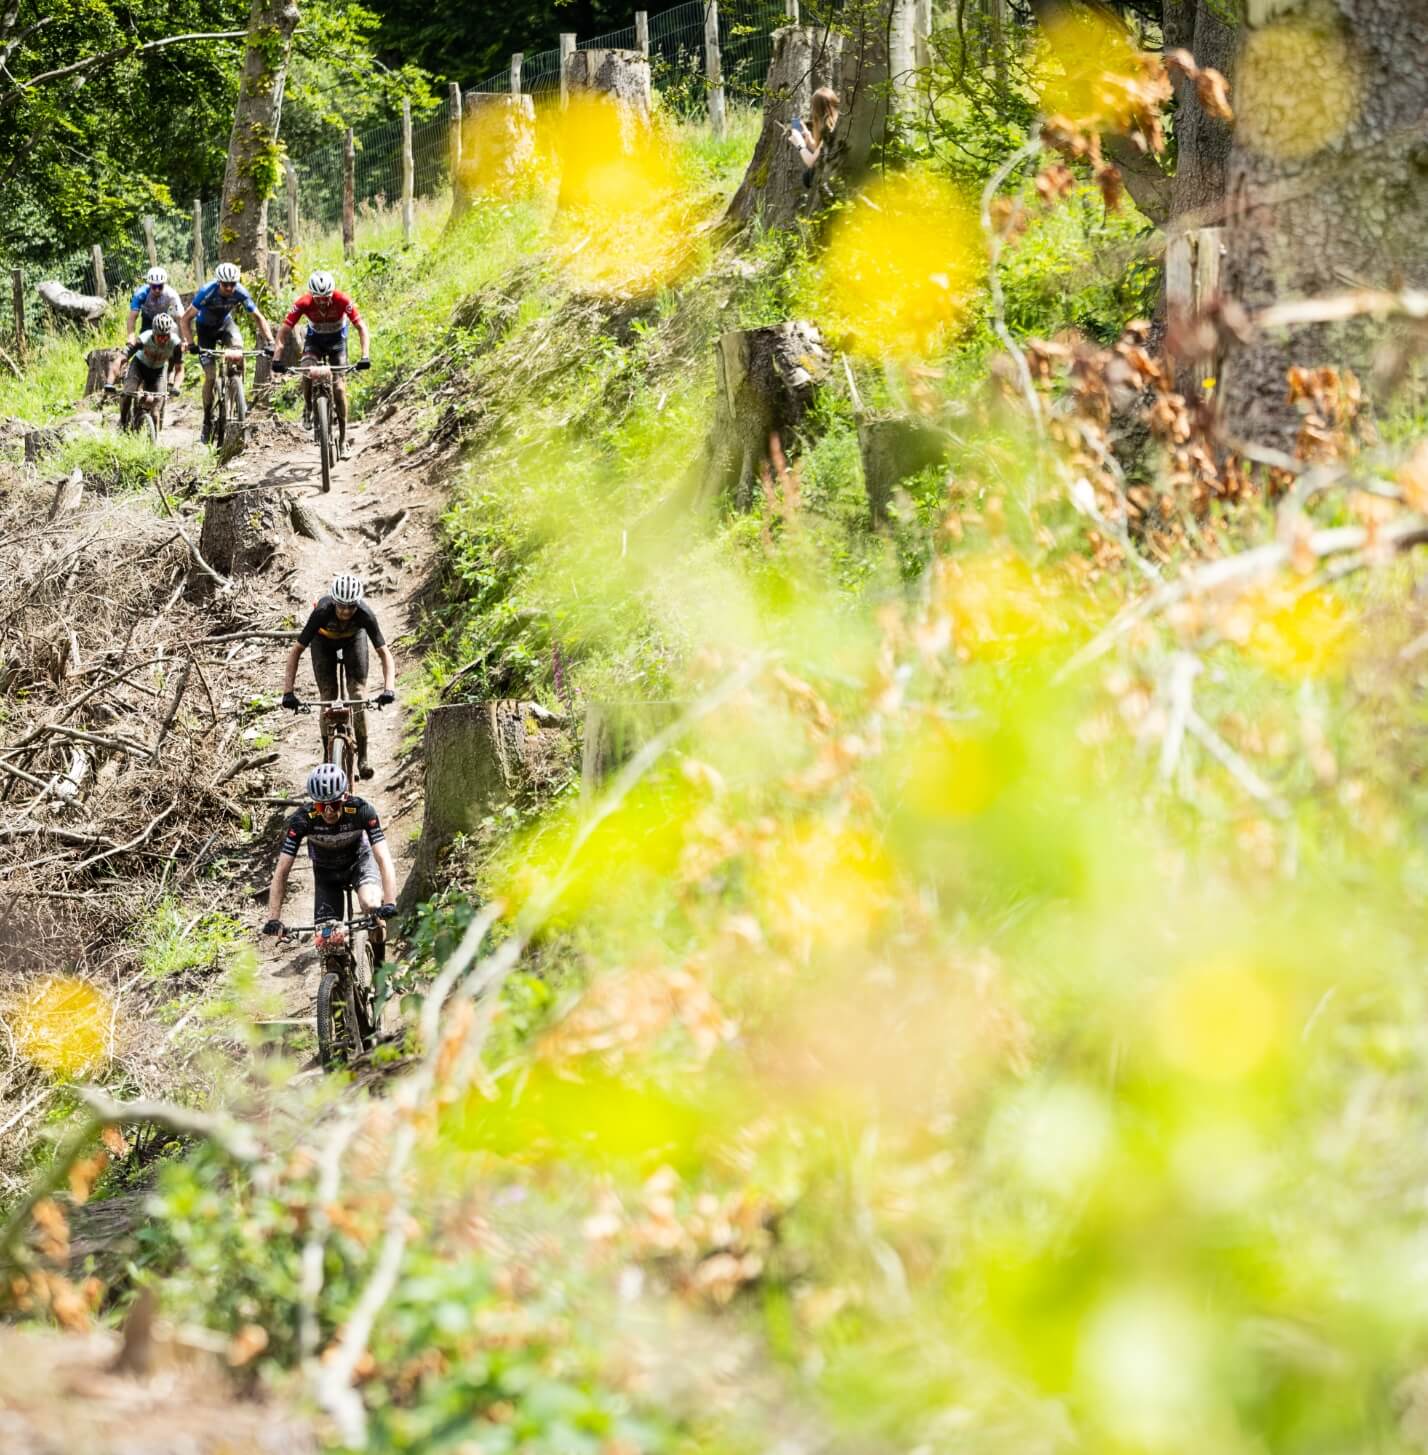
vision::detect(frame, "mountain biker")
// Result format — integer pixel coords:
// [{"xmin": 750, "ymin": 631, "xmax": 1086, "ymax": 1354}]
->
[
  {"xmin": 270, "ymin": 271, "xmax": 371, "ymax": 459},
  {"xmin": 181, "ymin": 262, "xmax": 275, "ymax": 445},
  {"xmin": 261, "ymin": 763, "xmax": 398, "ymax": 959},
  {"xmin": 106, "ymin": 313, "xmax": 184, "ymax": 431},
  {"xmin": 127, "ymin": 268, "xmax": 187, "ymax": 394},
  {"xmin": 281, "ymin": 573, "xmax": 396, "ymax": 781}
]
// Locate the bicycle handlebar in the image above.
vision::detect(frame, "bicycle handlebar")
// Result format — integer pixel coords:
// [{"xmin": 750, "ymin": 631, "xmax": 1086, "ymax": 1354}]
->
[{"xmin": 287, "ymin": 696, "xmax": 388, "ymax": 711}]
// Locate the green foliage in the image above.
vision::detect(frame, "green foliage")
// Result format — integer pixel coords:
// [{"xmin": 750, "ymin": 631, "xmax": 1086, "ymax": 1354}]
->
[
  {"xmin": 54, "ymin": 430, "xmax": 174, "ymax": 493},
  {"xmin": 135, "ymin": 900, "xmax": 247, "ymax": 981}
]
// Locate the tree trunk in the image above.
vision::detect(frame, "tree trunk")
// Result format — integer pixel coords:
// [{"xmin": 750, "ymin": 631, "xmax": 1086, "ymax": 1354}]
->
[
  {"xmin": 402, "ymin": 701, "xmax": 570, "ymax": 908},
  {"xmin": 700, "ymin": 322, "xmax": 829, "ymax": 511},
  {"xmin": 813, "ymin": 0, "xmax": 896, "ymax": 197},
  {"xmin": 1165, "ymin": 0, "xmax": 1238, "ymax": 232},
  {"xmin": 196, "ymin": 487, "xmax": 292, "ymax": 585},
  {"xmin": 563, "ymin": 48, "xmax": 652, "ymax": 121},
  {"xmin": 38, "ymin": 282, "xmax": 106, "ymax": 327},
  {"xmin": 581, "ymin": 702, "xmax": 683, "ymax": 791},
  {"xmin": 859, "ymin": 416, "xmax": 951, "ymax": 526},
  {"xmin": 451, "ymin": 94, "xmax": 537, "ymax": 219},
  {"xmin": 218, "ymin": 0, "xmax": 301, "ymax": 276},
  {"xmin": 84, "ymin": 348, "xmax": 124, "ymax": 395},
  {"xmin": 1220, "ymin": 0, "xmax": 1428, "ymax": 451},
  {"xmin": 725, "ymin": 25, "xmax": 844, "ymax": 231}
]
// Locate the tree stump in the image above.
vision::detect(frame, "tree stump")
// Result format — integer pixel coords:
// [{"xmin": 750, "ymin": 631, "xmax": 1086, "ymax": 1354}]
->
[
  {"xmin": 726, "ymin": 26, "xmax": 844, "ymax": 231},
  {"xmin": 48, "ymin": 469, "xmax": 85, "ymax": 521},
  {"xmin": 253, "ymin": 332, "xmax": 300, "ymax": 391},
  {"xmin": 703, "ymin": 322, "xmax": 829, "ymax": 510},
  {"xmin": 402, "ymin": 701, "xmax": 571, "ymax": 908},
  {"xmin": 84, "ymin": 348, "xmax": 125, "ymax": 396},
  {"xmin": 581, "ymin": 701, "xmax": 683, "ymax": 792},
  {"xmin": 859, "ymin": 416, "xmax": 951, "ymax": 526},
  {"xmin": 196, "ymin": 487, "xmax": 291, "ymax": 584},
  {"xmin": 25, "ymin": 427, "xmax": 64, "ymax": 464},
  {"xmin": 451, "ymin": 95, "xmax": 537, "ymax": 218},
  {"xmin": 38, "ymin": 281, "xmax": 108, "ymax": 328},
  {"xmin": 563, "ymin": 48, "xmax": 652, "ymax": 122}
]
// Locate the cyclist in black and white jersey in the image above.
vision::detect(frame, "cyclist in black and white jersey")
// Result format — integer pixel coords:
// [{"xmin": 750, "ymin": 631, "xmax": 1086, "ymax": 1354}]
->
[{"xmin": 262, "ymin": 763, "xmax": 398, "ymax": 955}]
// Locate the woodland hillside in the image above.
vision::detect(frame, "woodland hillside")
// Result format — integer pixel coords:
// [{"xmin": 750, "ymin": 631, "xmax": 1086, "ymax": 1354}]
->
[{"xmin": 5, "ymin": 2, "xmax": 1428, "ymax": 1454}]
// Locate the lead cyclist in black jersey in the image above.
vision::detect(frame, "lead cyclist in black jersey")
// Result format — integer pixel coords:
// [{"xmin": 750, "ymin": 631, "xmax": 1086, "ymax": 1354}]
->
[{"xmin": 262, "ymin": 763, "xmax": 398, "ymax": 955}]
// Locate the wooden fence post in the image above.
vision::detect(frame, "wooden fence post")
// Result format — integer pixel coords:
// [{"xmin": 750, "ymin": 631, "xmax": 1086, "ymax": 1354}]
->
[
  {"xmin": 142, "ymin": 217, "xmax": 158, "ymax": 268},
  {"xmin": 342, "ymin": 127, "xmax": 356, "ymax": 259},
  {"xmin": 401, "ymin": 97, "xmax": 415, "ymax": 243},
  {"xmin": 785, "ymin": 0, "xmax": 799, "ymax": 21},
  {"xmin": 510, "ymin": 51, "xmax": 523, "ymax": 96},
  {"xmin": 704, "ymin": 0, "xmax": 726, "ymax": 138},
  {"xmin": 448, "ymin": 81, "xmax": 463, "ymax": 182},
  {"xmin": 90, "ymin": 245, "xmax": 107, "ymax": 299},
  {"xmin": 987, "ymin": 0, "xmax": 1007, "ymax": 84},
  {"xmin": 285, "ymin": 161, "xmax": 299, "ymax": 249},
  {"xmin": 191, "ymin": 200, "xmax": 204, "ymax": 286},
  {"xmin": 11, "ymin": 269, "xmax": 24, "ymax": 359},
  {"xmin": 559, "ymin": 34, "xmax": 577, "ymax": 105},
  {"xmin": 635, "ymin": 11, "xmax": 649, "ymax": 56}
]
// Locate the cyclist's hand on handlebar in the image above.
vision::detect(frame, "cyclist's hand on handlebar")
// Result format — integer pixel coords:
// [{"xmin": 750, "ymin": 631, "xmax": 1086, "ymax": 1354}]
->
[
  {"xmin": 356, "ymin": 357, "xmax": 371, "ymax": 371},
  {"xmin": 377, "ymin": 903, "xmax": 398, "ymax": 919},
  {"xmin": 271, "ymin": 359, "xmax": 287, "ymax": 374},
  {"xmin": 262, "ymin": 918, "xmax": 286, "ymax": 937},
  {"xmin": 375, "ymin": 688, "xmax": 395, "ymax": 707},
  {"xmin": 281, "ymin": 690, "xmax": 300, "ymax": 710}
]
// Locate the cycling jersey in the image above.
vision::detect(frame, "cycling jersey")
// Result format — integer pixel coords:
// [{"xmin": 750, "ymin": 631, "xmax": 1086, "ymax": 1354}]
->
[
  {"xmin": 129, "ymin": 283, "xmax": 183, "ymax": 326},
  {"xmin": 192, "ymin": 280, "xmax": 258, "ymax": 327},
  {"xmin": 298, "ymin": 595, "xmax": 386, "ymax": 648},
  {"xmin": 284, "ymin": 291, "xmax": 361, "ymax": 336},
  {"xmin": 125, "ymin": 329, "xmax": 182, "ymax": 373},
  {"xmin": 279, "ymin": 795, "xmax": 386, "ymax": 870}
]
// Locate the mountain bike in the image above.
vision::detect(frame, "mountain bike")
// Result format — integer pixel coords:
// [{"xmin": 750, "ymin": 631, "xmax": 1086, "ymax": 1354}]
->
[
  {"xmin": 287, "ymin": 361, "xmax": 359, "ymax": 493},
  {"xmin": 282, "ymin": 895, "xmax": 380, "ymax": 1069},
  {"xmin": 289, "ymin": 646, "xmax": 386, "ymax": 782},
  {"xmin": 102, "ymin": 380, "xmax": 166, "ymax": 444},
  {"xmin": 199, "ymin": 346, "xmax": 269, "ymax": 453}
]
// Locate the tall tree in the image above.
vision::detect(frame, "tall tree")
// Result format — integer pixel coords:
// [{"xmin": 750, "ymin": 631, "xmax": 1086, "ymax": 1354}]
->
[
  {"xmin": 218, "ymin": 0, "xmax": 301, "ymax": 274},
  {"xmin": 1219, "ymin": 0, "xmax": 1428, "ymax": 449}
]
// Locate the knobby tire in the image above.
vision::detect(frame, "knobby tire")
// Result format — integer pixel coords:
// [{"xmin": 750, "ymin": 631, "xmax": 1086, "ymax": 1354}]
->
[
  {"xmin": 316, "ymin": 394, "xmax": 332, "ymax": 493},
  {"xmin": 224, "ymin": 374, "xmax": 247, "ymax": 453}
]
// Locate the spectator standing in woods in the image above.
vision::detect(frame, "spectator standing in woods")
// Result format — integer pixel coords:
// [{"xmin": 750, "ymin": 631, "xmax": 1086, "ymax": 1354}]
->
[{"xmin": 787, "ymin": 86, "xmax": 840, "ymax": 187}]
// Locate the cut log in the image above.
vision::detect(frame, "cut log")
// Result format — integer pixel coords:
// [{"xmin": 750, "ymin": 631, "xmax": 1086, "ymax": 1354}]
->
[
  {"xmin": 84, "ymin": 348, "xmax": 125, "ymax": 396},
  {"xmin": 37, "ymin": 280, "xmax": 108, "ymax": 327},
  {"xmin": 195, "ymin": 487, "xmax": 292, "ymax": 586},
  {"xmin": 581, "ymin": 701, "xmax": 683, "ymax": 791},
  {"xmin": 726, "ymin": 26, "xmax": 844, "ymax": 231},
  {"xmin": 451, "ymin": 94, "xmax": 537, "ymax": 218},
  {"xmin": 702, "ymin": 322, "xmax": 829, "ymax": 510},
  {"xmin": 401, "ymin": 701, "xmax": 572, "ymax": 909},
  {"xmin": 285, "ymin": 492, "xmax": 339, "ymax": 541},
  {"xmin": 48, "ymin": 469, "xmax": 84, "ymax": 521},
  {"xmin": 859, "ymin": 416, "xmax": 951, "ymax": 526},
  {"xmin": 563, "ymin": 48, "xmax": 652, "ymax": 121}
]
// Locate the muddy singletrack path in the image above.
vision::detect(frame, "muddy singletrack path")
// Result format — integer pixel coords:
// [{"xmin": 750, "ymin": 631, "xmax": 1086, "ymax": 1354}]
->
[{"xmin": 168, "ymin": 382, "xmax": 441, "ymax": 1031}]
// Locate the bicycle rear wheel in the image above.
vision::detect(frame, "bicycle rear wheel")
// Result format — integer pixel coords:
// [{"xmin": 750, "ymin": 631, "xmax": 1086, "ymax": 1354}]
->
[{"xmin": 315, "ymin": 395, "xmax": 332, "ymax": 493}]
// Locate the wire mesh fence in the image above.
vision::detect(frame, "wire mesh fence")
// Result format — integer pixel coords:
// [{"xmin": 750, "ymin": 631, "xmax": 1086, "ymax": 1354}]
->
[{"xmin": 2, "ymin": 0, "xmax": 784, "ymax": 350}]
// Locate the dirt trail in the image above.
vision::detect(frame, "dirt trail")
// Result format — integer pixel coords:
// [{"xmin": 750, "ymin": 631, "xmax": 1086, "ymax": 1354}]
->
[{"xmin": 166, "ymin": 381, "xmax": 440, "ymax": 1028}]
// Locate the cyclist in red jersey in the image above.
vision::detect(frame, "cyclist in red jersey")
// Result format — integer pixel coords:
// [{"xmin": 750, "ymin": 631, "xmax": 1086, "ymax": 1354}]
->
[{"xmin": 271, "ymin": 271, "xmax": 371, "ymax": 458}]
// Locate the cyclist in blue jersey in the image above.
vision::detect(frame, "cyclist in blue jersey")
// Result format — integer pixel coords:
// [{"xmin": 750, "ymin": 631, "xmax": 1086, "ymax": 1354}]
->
[
  {"xmin": 127, "ymin": 268, "xmax": 187, "ymax": 395},
  {"xmin": 181, "ymin": 262, "xmax": 275, "ymax": 444}
]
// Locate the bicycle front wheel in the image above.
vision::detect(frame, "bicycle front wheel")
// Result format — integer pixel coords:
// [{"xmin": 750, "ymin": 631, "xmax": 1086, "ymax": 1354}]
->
[
  {"xmin": 316, "ymin": 968, "xmax": 363, "ymax": 1069},
  {"xmin": 315, "ymin": 394, "xmax": 332, "ymax": 493},
  {"xmin": 141, "ymin": 412, "xmax": 157, "ymax": 446},
  {"xmin": 224, "ymin": 375, "xmax": 247, "ymax": 452}
]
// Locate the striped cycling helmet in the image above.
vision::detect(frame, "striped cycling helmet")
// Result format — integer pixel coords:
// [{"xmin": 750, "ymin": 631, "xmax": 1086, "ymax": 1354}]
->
[
  {"xmin": 306, "ymin": 763, "xmax": 348, "ymax": 803},
  {"xmin": 331, "ymin": 574, "xmax": 363, "ymax": 604}
]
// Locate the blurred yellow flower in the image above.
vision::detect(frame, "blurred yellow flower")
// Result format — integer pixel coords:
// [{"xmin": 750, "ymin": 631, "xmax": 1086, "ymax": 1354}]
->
[
  {"xmin": 1237, "ymin": 584, "xmax": 1351, "ymax": 678},
  {"xmin": 759, "ymin": 821, "xmax": 893, "ymax": 954},
  {"xmin": 935, "ymin": 552, "xmax": 1052, "ymax": 661},
  {"xmin": 541, "ymin": 94, "xmax": 694, "ymax": 293},
  {"xmin": 817, "ymin": 171, "xmax": 984, "ymax": 360},
  {"xmin": 10, "ymin": 976, "xmax": 111, "ymax": 1078},
  {"xmin": 1034, "ymin": 9, "xmax": 1142, "ymax": 128},
  {"xmin": 1155, "ymin": 959, "xmax": 1283, "ymax": 1083}
]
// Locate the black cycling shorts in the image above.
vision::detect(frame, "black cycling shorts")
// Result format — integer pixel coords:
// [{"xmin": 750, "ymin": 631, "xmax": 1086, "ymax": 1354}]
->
[
  {"xmin": 312, "ymin": 842, "xmax": 380, "ymax": 922},
  {"xmin": 302, "ymin": 330, "xmax": 347, "ymax": 364},
  {"xmin": 196, "ymin": 317, "xmax": 242, "ymax": 364}
]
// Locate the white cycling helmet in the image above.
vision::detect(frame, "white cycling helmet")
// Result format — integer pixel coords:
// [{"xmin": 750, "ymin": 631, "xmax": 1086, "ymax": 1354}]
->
[
  {"xmin": 306, "ymin": 763, "xmax": 348, "ymax": 803},
  {"xmin": 215, "ymin": 262, "xmax": 240, "ymax": 284},
  {"xmin": 331, "ymin": 574, "xmax": 363, "ymax": 605},
  {"xmin": 146, "ymin": 267, "xmax": 168, "ymax": 287},
  {"xmin": 308, "ymin": 271, "xmax": 335, "ymax": 298},
  {"xmin": 151, "ymin": 313, "xmax": 174, "ymax": 335}
]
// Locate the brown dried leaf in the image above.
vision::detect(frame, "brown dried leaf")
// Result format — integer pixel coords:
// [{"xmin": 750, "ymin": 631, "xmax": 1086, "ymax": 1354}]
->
[
  {"xmin": 227, "ymin": 1322, "xmax": 270, "ymax": 1367},
  {"xmin": 100, "ymin": 1125, "xmax": 129, "ymax": 1158},
  {"xmin": 1095, "ymin": 162, "xmax": 1124, "ymax": 211},
  {"xmin": 1035, "ymin": 163, "xmax": 1077, "ymax": 203},
  {"xmin": 68, "ymin": 1151, "xmax": 108, "ymax": 1206},
  {"xmin": 1195, "ymin": 67, "xmax": 1234, "ymax": 121},
  {"xmin": 1163, "ymin": 47, "xmax": 1200, "ymax": 83}
]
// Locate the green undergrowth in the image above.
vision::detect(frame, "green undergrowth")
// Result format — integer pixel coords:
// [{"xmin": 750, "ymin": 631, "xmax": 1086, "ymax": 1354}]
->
[{"xmin": 0, "ymin": 319, "xmax": 124, "ymax": 423}]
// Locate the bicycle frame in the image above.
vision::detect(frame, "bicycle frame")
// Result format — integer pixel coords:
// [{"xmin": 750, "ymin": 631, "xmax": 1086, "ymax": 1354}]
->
[{"xmin": 283, "ymin": 900, "xmax": 382, "ymax": 1069}]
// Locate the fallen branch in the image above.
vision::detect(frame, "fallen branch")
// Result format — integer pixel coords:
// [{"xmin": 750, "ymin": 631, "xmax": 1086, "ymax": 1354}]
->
[{"xmin": 69, "ymin": 798, "xmax": 179, "ymax": 874}]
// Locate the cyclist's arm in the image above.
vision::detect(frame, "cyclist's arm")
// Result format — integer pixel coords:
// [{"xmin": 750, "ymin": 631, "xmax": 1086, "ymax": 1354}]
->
[
  {"xmin": 376, "ymin": 644, "xmax": 396, "ymax": 693},
  {"xmin": 125, "ymin": 308, "xmax": 140, "ymax": 344},
  {"xmin": 181, "ymin": 303, "xmax": 199, "ymax": 336},
  {"xmin": 371, "ymin": 836, "xmax": 398, "ymax": 904},
  {"xmin": 281, "ymin": 639, "xmax": 305, "ymax": 693},
  {"xmin": 266, "ymin": 849, "xmax": 296, "ymax": 923},
  {"xmin": 246, "ymin": 297, "xmax": 276, "ymax": 347},
  {"xmin": 354, "ymin": 316, "xmax": 371, "ymax": 360}
]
